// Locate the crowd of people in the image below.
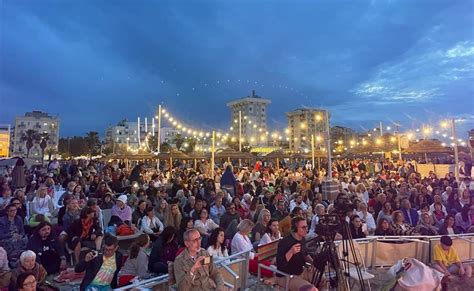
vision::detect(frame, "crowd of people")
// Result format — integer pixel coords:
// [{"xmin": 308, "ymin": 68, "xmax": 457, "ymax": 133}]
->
[{"xmin": 0, "ymin": 156, "xmax": 472, "ymax": 290}]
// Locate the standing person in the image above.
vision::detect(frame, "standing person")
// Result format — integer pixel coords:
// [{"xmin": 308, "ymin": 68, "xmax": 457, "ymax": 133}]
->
[
  {"xmin": 75, "ymin": 234, "xmax": 123, "ymax": 291},
  {"xmin": 220, "ymin": 165, "xmax": 237, "ymax": 197},
  {"xmin": 173, "ymin": 229, "xmax": 225, "ymax": 290},
  {"xmin": 11, "ymin": 158, "xmax": 26, "ymax": 190},
  {"xmin": 276, "ymin": 216, "xmax": 317, "ymax": 291}
]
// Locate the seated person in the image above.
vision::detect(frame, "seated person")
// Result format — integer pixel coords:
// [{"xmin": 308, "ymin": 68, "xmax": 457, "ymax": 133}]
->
[
  {"xmin": 10, "ymin": 250, "xmax": 47, "ymax": 289},
  {"xmin": 26, "ymin": 221, "xmax": 66, "ymax": 274},
  {"xmin": 62, "ymin": 198, "xmax": 81, "ymax": 230},
  {"xmin": 0, "ymin": 203, "xmax": 28, "ymax": 266},
  {"xmin": 132, "ymin": 200, "xmax": 147, "ymax": 226},
  {"xmin": 118, "ymin": 233, "xmax": 153, "ymax": 286},
  {"xmin": 432, "ymin": 235, "xmax": 472, "ymax": 279},
  {"xmin": 276, "ymin": 216, "xmax": 317, "ymax": 291},
  {"xmin": 75, "ymin": 234, "xmax": 123, "ymax": 290},
  {"xmin": 207, "ymin": 228, "xmax": 229, "ymax": 260},
  {"xmin": 194, "ymin": 209, "xmax": 219, "ymax": 246},
  {"xmin": 66, "ymin": 207, "xmax": 103, "ymax": 263},
  {"xmin": 176, "ymin": 217, "xmax": 194, "ymax": 248},
  {"xmin": 415, "ymin": 212, "xmax": 439, "ymax": 236},
  {"xmin": 15, "ymin": 271, "xmax": 38, "ymax": 291},
  {"xmin": 374, "ymin": 218, "xmax": 394, "ymax": 236},
  {"xmin": 99, "ymin": 193, "xmax": 115, "ymax": 210},
  {"xmin": 259, "ymin": 218, "xmax": 281, "ymax": 246},
  {"xmin": 438, "ymin": 215, "xmax": 462, "ymax": 235},
  {"xmin": 141, "ymin": 206, "xmax": 164, "ymax": 241},
  {"xmin": 174, "ymin": 229, "xmax": 225, "ymax": 290},
  {"xmin": 110, "ymin": 194, "xmax": 132, "ymax": 226},
  {"xmin": 348, "ymin": 215, "xmax": 367, "ymax": 239},
  {"xmin": 148, "ymin": 226, "xmax": 178, "ymax": 275},
  {"xmin": 391, "ymin": 210, "xmax": 418, "ymax": 236}
]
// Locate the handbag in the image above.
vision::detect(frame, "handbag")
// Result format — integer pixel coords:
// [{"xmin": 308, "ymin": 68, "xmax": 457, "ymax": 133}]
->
[{"xmin": 116, "ymin": 224, "xmax": 135, "ymax": 236}]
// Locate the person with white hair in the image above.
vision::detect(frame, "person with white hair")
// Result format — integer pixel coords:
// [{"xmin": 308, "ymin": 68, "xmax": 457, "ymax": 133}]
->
[{"xmin": 10, "ymin": 250, "xmax": 47, "ymax": 289}]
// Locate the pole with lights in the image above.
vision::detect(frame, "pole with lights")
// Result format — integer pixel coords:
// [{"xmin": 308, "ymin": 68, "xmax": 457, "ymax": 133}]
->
[
  {"xmin": 451, "ymin": 119, "xmax": 460, "ymax": 183},
  {"xmin": 311, "ymin": 134, "xmax": 315, "ymax": 170},
  {"xmin": 211, "ymin": 131, "xmax": 215, "ymax": 180}
]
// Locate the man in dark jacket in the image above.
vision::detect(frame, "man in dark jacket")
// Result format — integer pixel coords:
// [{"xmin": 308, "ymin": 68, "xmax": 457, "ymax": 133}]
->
[{"xmin": 75, "ymin": 234, "xmax": 123, "ymax": 291}]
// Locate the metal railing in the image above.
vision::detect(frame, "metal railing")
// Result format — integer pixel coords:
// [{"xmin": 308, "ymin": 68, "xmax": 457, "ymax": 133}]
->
[{"xmin": 115, "ymin": 249, "xmax": 251, "ymax": 290}]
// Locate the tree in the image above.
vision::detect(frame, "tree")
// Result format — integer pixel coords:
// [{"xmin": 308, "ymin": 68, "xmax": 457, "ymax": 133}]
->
[
  {"xmin": 85, "ymin": 131, "xmax": 100, "ymax": 157},
  {"xmin": 183, "ymin": 137, "xmax": 197, "ymax": 154},
  {"xmin": 147, "ymin": 135, "xmax": 159, "ymax": 153},
  {"xmin": 160, "ymin": 142, "xmax": 171, "ymax": 153},
  {"xmin": 173, "ymin": 134, "xmax": 185, "ymax": 150},
  {"xmin": 20, "ymin": 129, "xmax": 40, "ymax": 158},
  {"xmin": 39, "ymin": 132, "xmax": 50, "ymax": 165},
  {"xmin": 45, "ymin": 147, "xmax": 57, "ymax": 162}
]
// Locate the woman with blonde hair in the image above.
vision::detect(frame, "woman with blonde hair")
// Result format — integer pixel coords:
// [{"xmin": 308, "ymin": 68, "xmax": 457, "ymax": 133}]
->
[
  {"xmin": 251, "ymin": 209, "xmax": 271, "ymax": 243},
  {"xmin": 155, "ymin": 199, "xmax": 169, "ymax": 224},
  {"xmin": 165, "ymin": 203, "xmax": 182, "ymax": 230},
  {"xmin": 355, "ymin": 183, "xmax": 369, "ymax": 203}
]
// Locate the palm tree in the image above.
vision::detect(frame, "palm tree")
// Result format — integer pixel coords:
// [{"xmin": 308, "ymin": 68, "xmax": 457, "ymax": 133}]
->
[
  {"xmin": 173, "ymin": 133, "xmax": 185, "ymax": 150},
  {"xmin": 45, "ymin": 147, "xmax": 57, "ymax": 162},
  {"xmin": 39, "ymin": 132, "xmax": 50, "ymax": 165},
  {"xmin": 20, "ymin": 129, "xmax": 40, "ymax": 158}
]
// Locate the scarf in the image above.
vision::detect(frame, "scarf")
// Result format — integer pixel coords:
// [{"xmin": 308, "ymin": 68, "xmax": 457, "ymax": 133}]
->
[{"xmin": 81, "ymin": 218, "xmax": 93, "ymax": 239}]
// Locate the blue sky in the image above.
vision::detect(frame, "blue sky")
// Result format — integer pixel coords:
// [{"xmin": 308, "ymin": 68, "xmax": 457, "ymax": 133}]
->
[{"xmin": 1, "ymin": 0, "xmax": 473, "ymax": 138}]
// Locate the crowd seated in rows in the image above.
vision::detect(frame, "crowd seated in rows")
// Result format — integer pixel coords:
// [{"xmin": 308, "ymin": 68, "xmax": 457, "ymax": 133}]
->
[{"xmin": 0, "ymin": 157, "xmax": 472, "ymax": 290}]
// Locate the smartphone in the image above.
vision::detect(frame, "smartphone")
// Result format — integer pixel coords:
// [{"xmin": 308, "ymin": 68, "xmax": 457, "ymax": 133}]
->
[
  {"xmin": 203, "ymin": 256, "xmax": 211, "ymax": 265},
  {"xmin": 362, "ymin": 223, "xmax": 368, "ymax": 233}
]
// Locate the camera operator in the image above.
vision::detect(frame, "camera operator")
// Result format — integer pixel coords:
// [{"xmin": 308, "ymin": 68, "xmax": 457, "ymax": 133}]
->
[
  {"xmin": 174, "ymin": 229, "xmax": 225, "ymax": 290},
  {"xmin": 276, "ymin": 216, "xmax": 318, "ymax": 291}
]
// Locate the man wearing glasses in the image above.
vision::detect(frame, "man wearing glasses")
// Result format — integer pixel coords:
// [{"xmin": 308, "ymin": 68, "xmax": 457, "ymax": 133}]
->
[
  {"xmin": 174, "ymin": 229, "xmax": 224, "ymax": 290},
  {"xmin": 276, "ymin": 216, "xmax": 317, "ymax": 291}
]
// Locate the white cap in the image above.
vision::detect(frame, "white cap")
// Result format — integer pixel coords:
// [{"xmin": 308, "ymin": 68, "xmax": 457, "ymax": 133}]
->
[{"xmin": 117, "ymin": 194, "xmax": 127, "ymax": 204}]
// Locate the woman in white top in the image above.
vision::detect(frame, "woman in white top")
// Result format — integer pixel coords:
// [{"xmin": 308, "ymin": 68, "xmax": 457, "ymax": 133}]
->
[
  {"xmin": 309, "ymin": 203, "xmax": 326, "ymax": 236},
  {"xmin": 231, "ymin": 219, "xmax": 256, "ymax": 259},
  {"xmin": 259, "ymin": 219, "xmax": 281, "ymax": 246},
  {"xmin": 141, "ymin": 206, "xmax": 164, "ymax": 240},
  {"xmin": 356, "ymin": 202, "xmax": 376, "ymax": 234},
  {"xmin": 32, "ymin": 185, "xmax": 54, "ymax": 217},
  {"xmin": 194, "ymin": 209, "xmax": 219, "ymax": 236},
  {"xmin": 207, "ymin": 227, "xmax": 229, "ymax": 262}
]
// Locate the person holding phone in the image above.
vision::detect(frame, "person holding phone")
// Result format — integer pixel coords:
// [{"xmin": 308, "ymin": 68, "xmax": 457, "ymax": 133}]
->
[
  {"xmin": 174, "ymin": 229, "xmax": 224, "ymax": 290},
  {"xmin": 75, "ymin": 234, "xmax": 123, "ymax": 291}
]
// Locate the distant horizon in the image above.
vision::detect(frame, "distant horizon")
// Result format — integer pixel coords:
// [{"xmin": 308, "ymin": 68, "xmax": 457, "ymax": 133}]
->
[{"xmin": 1, "ymin": 0, "xmax": 473, "ymax": 139}]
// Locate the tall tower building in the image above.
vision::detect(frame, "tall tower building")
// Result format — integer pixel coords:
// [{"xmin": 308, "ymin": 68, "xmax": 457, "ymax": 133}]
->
[
  {"xmin": 286, "ymin": 108, "xmax": 328, "ymax": 152},
  {"xmin": 227, "ymin": 90, "xmax": 271, "ymax": 146}
]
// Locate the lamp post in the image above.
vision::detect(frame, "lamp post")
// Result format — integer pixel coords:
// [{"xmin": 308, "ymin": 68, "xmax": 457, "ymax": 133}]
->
[
  {"xmin": 325, "ymin": 110, "xmax": 332, "ymax": 180},
  {"xmin": 156, "ymin": 104, "xmax": 162, "ymax": 171},
  {"xmin": 451, "ymin": 118, "xmax": 460, "ymax": 183},
  {"xmin": 137, "ymin": 117, "xmax": 141, "ymax": 147},
  {"xmin": 396, "ymin": 124, "xmax": 402, "ymax": 161},
  {"xmin": 211, "ymin": 131, "xmax": 215, "ymax": 180},
  {"xmin": 239, "ymin": 110, "xmax": 242, "ymax": 167},
  {"xmin": 311, "ymin": 134, "xmax": 315, "ymax": 170}
]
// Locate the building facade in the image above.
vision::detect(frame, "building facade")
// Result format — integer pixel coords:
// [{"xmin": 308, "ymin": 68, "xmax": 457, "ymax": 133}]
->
[
  {"xmin": 105, "ymin": 120, "xmax": 140, "ymax": 152},
  {"xmin": 227, "ymin": 90, "xmax": 271, "ymax": 146},
  {"xmin": 0, "ymin": 124, "xmax": 11, "ymax": 157},
  {"xmin": 12, "ymin": 111, "xmax": 60, "ymax": 158},
  {"xmin": 286, "ymin": 108, "xmax": 328, "ymax": 152}
]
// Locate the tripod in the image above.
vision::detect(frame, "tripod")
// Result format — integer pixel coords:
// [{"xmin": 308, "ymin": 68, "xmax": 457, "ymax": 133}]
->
[{"xmin": 311, "ymin": 215, "xmax": 367, "ymax": 290}]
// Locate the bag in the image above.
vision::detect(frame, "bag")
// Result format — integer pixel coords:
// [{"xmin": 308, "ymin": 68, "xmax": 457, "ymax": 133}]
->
[{"xmin": 116, "ymin": 224, "xmax": 135, "ymax": 236}]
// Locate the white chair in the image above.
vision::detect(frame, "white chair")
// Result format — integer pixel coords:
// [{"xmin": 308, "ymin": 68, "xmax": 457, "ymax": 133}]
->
[{"xmin": 337, "ymin": 240, "xmax": 375, "ymax": 290}]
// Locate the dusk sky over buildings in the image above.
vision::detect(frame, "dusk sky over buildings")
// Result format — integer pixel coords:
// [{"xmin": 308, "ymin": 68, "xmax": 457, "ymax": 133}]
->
[{"xmin": 1, "ymin": 0, "xmax": 473, "ymax": 137}]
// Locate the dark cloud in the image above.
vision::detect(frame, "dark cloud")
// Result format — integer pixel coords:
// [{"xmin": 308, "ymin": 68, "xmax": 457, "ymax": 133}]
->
[{"xmin": 1, "ymin": 0, "xmax": 473, "ymax": 136}]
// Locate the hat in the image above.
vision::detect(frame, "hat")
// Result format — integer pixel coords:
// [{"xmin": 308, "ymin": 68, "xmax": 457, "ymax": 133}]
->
[
  {"xmin": 117, "ymin": 194, "xmax": 128, "ymax": 204},
  {"xmin": 440, "ymin": 235, "xmax": 452, "ymax": 246}
]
